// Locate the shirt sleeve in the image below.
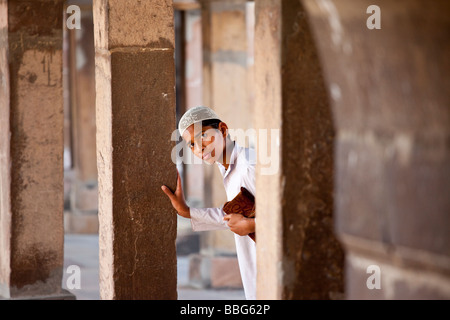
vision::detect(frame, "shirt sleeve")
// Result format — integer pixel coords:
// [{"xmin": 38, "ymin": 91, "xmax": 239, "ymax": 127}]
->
[{"xmin": 190, "ymin": 207, "xmax": 229, "ymax": 231}]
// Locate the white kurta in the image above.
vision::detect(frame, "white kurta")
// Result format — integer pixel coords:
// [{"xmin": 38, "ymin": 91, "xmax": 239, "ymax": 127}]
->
[{"xmin": 189, "ymin": 143, "xmax": 257, "ymax": 300}]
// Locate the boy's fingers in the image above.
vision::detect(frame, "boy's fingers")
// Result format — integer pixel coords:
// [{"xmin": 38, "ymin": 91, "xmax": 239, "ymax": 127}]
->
[
  {"xmin": 161, "ymin": 185, "xmax": 175, "ymax": 199},
  {"xmin": 176, "ymin": 172, "xmax": 181, "ymax": 188},
  {"xmin": 176, "ymin": 171, "xmax": 183, "ymax": 194}
]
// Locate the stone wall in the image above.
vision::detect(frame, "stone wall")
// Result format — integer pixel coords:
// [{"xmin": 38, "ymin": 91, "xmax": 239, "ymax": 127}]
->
[{"xmin": 303, "ymin": 0, "xmax": 450, "ymax": 299}]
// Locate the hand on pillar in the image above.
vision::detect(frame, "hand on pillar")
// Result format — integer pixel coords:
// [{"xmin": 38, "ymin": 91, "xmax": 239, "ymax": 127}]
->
[{"xmin": 161, "ymin": 171, "xmax": 191, "ymax": 219}]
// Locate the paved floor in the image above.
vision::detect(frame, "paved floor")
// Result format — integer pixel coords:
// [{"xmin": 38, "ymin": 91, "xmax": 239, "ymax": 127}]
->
[{"xmin": 62, "ymin": 234, "xmax": 245, "ymax": 300}]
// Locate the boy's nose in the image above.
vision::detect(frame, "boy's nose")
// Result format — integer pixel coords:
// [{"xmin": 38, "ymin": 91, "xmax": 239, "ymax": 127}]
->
[{"xmin": 194, "ymin": 142, "xmax": 203, "ymax": 154}]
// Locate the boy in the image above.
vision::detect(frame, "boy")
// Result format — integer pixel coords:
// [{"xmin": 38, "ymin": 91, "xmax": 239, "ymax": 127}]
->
[{"xmin": 161, "ymin": 106, "xmax": 257, "ymax": 300}]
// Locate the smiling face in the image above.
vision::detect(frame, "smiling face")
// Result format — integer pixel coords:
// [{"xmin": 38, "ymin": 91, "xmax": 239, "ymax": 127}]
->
[{"xmin": 182, "ymin": 121, "xmax": 228, "ymax": 165}]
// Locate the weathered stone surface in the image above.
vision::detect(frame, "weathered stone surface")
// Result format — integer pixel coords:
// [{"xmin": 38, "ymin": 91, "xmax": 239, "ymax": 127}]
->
[
  {"xmin": 94, "ymin": 0, "xmax": 177, "ymax": 300},
  {"xmin": 9, "ymin": 49, "xmax": 64, "ymax": 296},
  {"xmin": 210, "ymin": 2, "xmax": 246, "ymax": 53},
  {"xmin": 254, "ymin": 0, "xmax": 283, "ymax": 299},
  {"xmin": 111, "ymin": 50, "xmax": 177, "ymax": 299},
  {"xmin": 0, "ymin": 0, "xmax": 67, "ymax": 299},
  {"xmin": 72, "ymin": 181, "xmax": 98, "ymax": 213},
  {"xmin": 94, "ymin": 0, "xmax": 174, "ymax": 50},
  {"xmin": 210, "ymin": 256, "xmax": 243, "ymax": 289},
  {"xmin": 334, "ymin": 132, "xmax": 450, "ymax": 255},
  {"xmin": 255, "ymin": 0, "xmax": 344, "ymax": 299},
  {"xmin": 69, "ymin": 10, "xmax": 97, "ymax": 183},
  {"xmin": 0, "ymin": 0, "xmax": 11, "ymax": 298},
  {"xmin": 345, "ymin": 247, "xmax": 450, "ymax": 300},
  {"xmin": 64, "ymin": 211, "xmax": 99, "ymax": 235},
  {"xmin": 188, "ymin": 253, "xmax": 210, "ymax": 288},
  {"xmin": 303, "ymin": 0, "xmax": 450, "ymax": 299},
  {"xmin": 187, "ymin": 254, "xmax": 242, "ymax": 289}
]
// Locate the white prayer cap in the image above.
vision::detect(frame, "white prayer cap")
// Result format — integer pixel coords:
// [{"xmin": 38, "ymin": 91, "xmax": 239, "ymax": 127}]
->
[{"xmin": 178, "ymin": 106, "xmax": 221, "ymax": 136}]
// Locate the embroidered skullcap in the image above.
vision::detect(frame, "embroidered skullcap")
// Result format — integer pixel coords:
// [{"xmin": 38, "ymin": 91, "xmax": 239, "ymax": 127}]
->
[{"xmin": 178, "ymin": 106, "xmax": 221, "ymax": 136}]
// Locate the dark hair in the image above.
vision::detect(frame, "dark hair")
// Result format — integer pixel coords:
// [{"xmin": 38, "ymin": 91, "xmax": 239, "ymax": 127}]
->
[{"xmin": 201, "ymin": 118, "xmax": 221, "ymax": 129}]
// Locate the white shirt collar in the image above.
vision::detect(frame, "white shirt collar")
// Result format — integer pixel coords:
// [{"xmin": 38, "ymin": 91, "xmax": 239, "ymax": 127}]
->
[{"xmin": 217, "ymin": 141, "xmax": 239, "ymax": 179}]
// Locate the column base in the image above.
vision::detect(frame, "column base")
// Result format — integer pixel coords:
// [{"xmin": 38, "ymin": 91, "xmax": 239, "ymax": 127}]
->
[
  {"xmin": 64, "ymin": 210, "xmax": 99, "ymax": 234},
  {"xmin": 4, "ymin": 289, "xmax": 76, "ymax": 300},
  {"xmin": 188, "ymin": 253, "xmax": 243, "ymax": 289}
]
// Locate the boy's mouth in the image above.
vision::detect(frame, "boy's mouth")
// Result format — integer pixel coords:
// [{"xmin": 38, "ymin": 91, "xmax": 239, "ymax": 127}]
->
[{"xmin": 202, "ymin": 151, "xmax": 212, "ymax": 160}]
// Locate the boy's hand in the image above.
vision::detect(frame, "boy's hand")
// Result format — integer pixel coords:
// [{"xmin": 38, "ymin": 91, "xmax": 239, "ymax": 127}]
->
[
  {"xmin": 161, "ymin": 171, "xmax": 191, "ymax": 219},
  {"xmin": 223, "ymin": 214, "xmax": 255, "ymax": 236}
]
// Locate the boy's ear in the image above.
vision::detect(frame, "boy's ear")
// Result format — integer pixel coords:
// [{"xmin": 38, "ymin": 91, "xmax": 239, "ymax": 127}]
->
[{"xmin": 218, "ymin": 122, "xmax": 228, "ymax": 137}]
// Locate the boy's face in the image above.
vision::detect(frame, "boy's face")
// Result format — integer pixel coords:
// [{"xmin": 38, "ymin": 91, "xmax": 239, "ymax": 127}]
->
[{"xmin": 182, "ymin": 122, "xmax": 227, "ymax": 165}]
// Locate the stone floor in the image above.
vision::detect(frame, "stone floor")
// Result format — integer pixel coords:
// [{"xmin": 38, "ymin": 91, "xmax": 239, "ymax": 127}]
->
[{"xmin": 62, "ymin": 234, "xmax": 245, "ymax": 300}]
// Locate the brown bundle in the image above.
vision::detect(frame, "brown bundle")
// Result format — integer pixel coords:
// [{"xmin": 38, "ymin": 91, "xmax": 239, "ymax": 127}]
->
[{"xmin": 222, "ymin": 187, "xmax": 256, "ymax": 242}]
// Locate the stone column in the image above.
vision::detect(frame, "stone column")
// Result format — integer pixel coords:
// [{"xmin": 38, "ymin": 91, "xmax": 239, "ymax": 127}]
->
[
  {"xmin": 65, "ymin": 3, "xmax": 99, "ymax": 234},
  {"xmin": 254, "ymin": 0, "xmax": 345, "ymax": 299},
  {"xmin": 93, "ymin": 0, "xmax": 178, "ymax": 299},
  {"xmin": 0, "ymin": 0, "xmax": 73, "ymax": 299},
  {"xmin": 303, "ymin": 0, "xmax": 450, "ymax": 299},
  {"xmin": 183, "ymin": 6, "xmax": 204, "ymax": 210}
]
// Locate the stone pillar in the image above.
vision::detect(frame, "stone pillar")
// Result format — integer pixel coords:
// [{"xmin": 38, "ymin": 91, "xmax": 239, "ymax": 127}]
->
[
  {"xmin": 0, "ymin": 0, "xmax": 73, "ymax": 299},
  {"xmin": 254, "ymin": 0, "xmax": 345, "ymax": 299},
  {"xmin": 303, "ymin": 0, "xmax": 450, "ymax": 299},
  {"xmin": 64, "ymin": 2, "xmax": 99, "ymax": 233},
  {"xmin": 183, "ymin": 7, "xmax": 205, "ymax": 209},
  {"xmin": 69, "ymin": 5, "xmax": 98, "ymax": 208},
  {"xmin": 93, "ymin": 0, "xmax": 178, "ymax": 299}
]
